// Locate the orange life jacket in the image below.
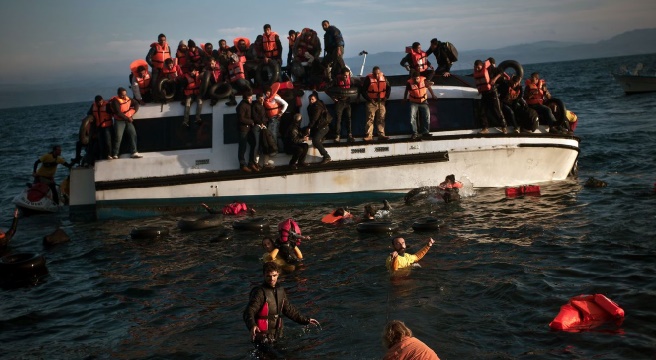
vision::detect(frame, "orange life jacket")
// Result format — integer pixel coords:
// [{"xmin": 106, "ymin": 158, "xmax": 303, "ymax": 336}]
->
[
  {"xmin": 337, "ymin": 73, "xmax": 351, "ymax": 88},
  {"xmin": 92, "ymin": 102, "xmax": 113, "ymax": 128},
  {"xmin": 507, "ymin": 85, "xmax": 521, "ymax": 102},
  {"xmin": 264, "ymin": 96, "xmax": 281, "ymax": 118},
  {"xmin": 366, "ymin": 72, "xmax": 387, "ymax": 100},
  {"xmin": 411, "ymin": 49, "xmax": 429, "ymax": 72},
  {"xmin": 474, "ymin": 60, "xmax": 492, "ymax": 93},
  {"xmin": 525, "ymin": 79, "xmax": 546, "ymax": 105},
  {"xmin": 134, "ymin": 72, "xmax": 151, "ymax": 95},
  {"xmin": 407, "ymin": 76, "xmax": 428, "ymax": 103},
  {"xmin": 110, "ymin": 96, "xmax": 136, "ymax": 120},
  {"xmin": 262, "ymin": 32, "xmax": 280, "ymax": 58},
  {"xmin": 150, "ymin": 42, "xmax": 171, "ymax": 69},
  {"xmin": 176, "ymin": 49, "xmax": 188, "ymax": 71},
  {"xmin": 161, "ymin": 64, "xmax": 181, "ymax": 79},
  {"xmin": 228, "ymin": 60, "xmax": 245, "ymax": 82},
  {"xmin": 233, "ymin": 37, "xmax": 251, "ymax": 63},
  {"xmin": 184, "ymin": 72, "xmax": 202, "ymax": 96}
]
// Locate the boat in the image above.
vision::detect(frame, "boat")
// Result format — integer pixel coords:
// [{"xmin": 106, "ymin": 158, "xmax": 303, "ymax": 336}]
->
[
  {"xmin": 69, "ymin": 61, "xmax": 580, "ymax": 220},
  {"xmin": 612, "ymin": 63, "xmax": 656, "ymax": 94},
  {"xmin": 13, "ymin": 183, "xmax": 60, "ymax": 214}
]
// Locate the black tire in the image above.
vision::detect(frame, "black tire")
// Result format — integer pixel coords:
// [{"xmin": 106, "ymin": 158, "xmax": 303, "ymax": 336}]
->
[
  {"xmin": 210, "ymin": 229, "xmax": 233, "ymax": 242},
  {"xmin": 544, "ymin": 98, "xmax": 567, "ymax": 124},
  {"xmin": 412, "ymin": 217, "xmax": 441, "ymax": 231},
  {"xmin": 498, "ymin": 60, "xmax": 524, "ymax": 80},
  {"xmin": 130, "ymin": 226, "xmax": 169, "ymax": 239},
  {"xmin": 255, "ymin": 61, "xmax": 281, "ymax": 87},
  {"xmin": 199, "ymin": 70, "xmax": 212, "ymax": 99},
  {"xmin": 325, "ymin": 86, "xmax": 359, "ymax": 98},
  {"xmin": 233, "ymin": 217, "xmax": 270, "ymax": 231},
  {"xmin": 0, "ymin": 253, "xmax": 48, "ymax": 279},
  {"xmin": 356, "ymin": 221, "xmax": 398, "ymax": 233},
  {"xmin": 208, "ymin": 82, "xmax": 232, "ymax": 100},
  {"xmin": 178, "ymin": 214, "xmax": 223, "ymax": 232},
  {"xmin": 157, "ymin": 78, "xmax": 176, "ymax": 101},
  {"xmin": 290, "ymin": 62, "xmax": 304, "ymax": 80},
  {"xmin": 404, "ymin": 186, "xmax": 435, "ymax": 204}
]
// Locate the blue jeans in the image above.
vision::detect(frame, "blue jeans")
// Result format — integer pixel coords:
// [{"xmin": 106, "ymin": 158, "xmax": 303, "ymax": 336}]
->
[
  {"xmin": 409, "ymin": 102, "xmax": 430, "ymax": 134},
  {"xmin": 268, "ymin": 116, "xmax": 281, "ymax": 155},
  {"xmin": 113, "ymin": 120, "xmax": 137, "ymax": 156},
  {"xmin": 238, "ymin": 130, "xmax": 256, "ymax": 166}
]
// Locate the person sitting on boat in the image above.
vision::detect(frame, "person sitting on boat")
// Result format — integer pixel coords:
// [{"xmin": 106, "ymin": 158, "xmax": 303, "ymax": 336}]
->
[
  {"xmin": 321, "ymin": 20, "xmax": 345, "ymax": 81},
  {"xmin": 226, "ymin": 52, "xmax": 253, "ymax": 106},
  {"xmin": 330, "ymin": 67, "xmax": 355, "ymax": 143},
  {"xmin": 284, "ymin": 113, "xmax": 310, "ymax": 170},
  {"xmin": 291, "ymin": 45, "xmax": 315, "ymax": 86},
  {"xmin": 497, "ymin": 75, "xmax": 524, "ymax": 133},
  {"xmin": 546, "ymin": 101, "xmax": 577, "ymax": 134},
  {"xmin": 400, "ymin": 42, "xmax": 435, "ymax": 81},
  {"xmin": 0, "ymin": 208, "xmax": 19, "ymax": 253},
  {"xmin": 215, "ymin": 39, "xmax": 231, "ymax": 69},
  {"xmin": 175, "ymin": 40, "xmax": 190, "ymax": 73},
  {"xmin": 404, "ymin": 70, "xmax": 437, "ymax": 140},
  {"xmin": 110, "ymin": 87, "xmax": 142, "ymax": 159},
  {"xmin": 362, "ymin": 66, "xmax": 391, "ymax": 141},
  {"xmin": 386, "ymin": 236, "xmax": 435, "ymax": 272},
  {"xmin": 276, "ymin": 218, "xmax": 310, "ymax": 265},
  {"xmin": 201, "ymin": 201, "xmax": 256, "ymax": 215},
  {"xmin": 474, "ymin": 59, "xmax": 507, "ymax": 134},
  {"xmin": 321, "ymin": 207, "xmax": 354, "ymax": 224},
  {"xmin": 33, "ymin": 145, "xmax": 73, "ymax": 205},
  {"xmin": 145, "ymin": 33, "xmax": 171, "ymax": 95},
  {"xmin": 182, "ymin": 69, "xmax": 204, "ymax": 127},
  {"xmin": 426, "ymin": 38, "xmax": 458, "ymax": 78},
  {"xmin": 439, "ymin": 174, "xmax": 463, "ymax": 203},
  {"xmin": 261, "ymin": 236, "xmax": 302, "ymax": 272},
  {"xmin": 524, "ymin": 72, "xmax": 558, "ymax": 131},
  {"xmin": 307, "ymin": 91, "xmax": 332, "ymax": 165},
  {"xmin": 130, "ymin": 65, "xmax": 152, "ymax": 105},
  {"xmin": 237, "ymin": 91, "xmax": 259, "ymax": 172},
  {"xmin": 363, "ymin": 200, "xmax": 393, "ymax": 221},
  {"xmin": 186, "ymin": 40, "xmax": 204, "ymax": 73},
  {"xmin": 382, "ymin": 320, "xmax": 441, "ymax": 360},
  {"xmin": 159, "ymin": 58, "xmax": 184, "ymax": 101},
  {"xmin": 88, "ymin": 95, "xmax": 114, "ymax": 160}
]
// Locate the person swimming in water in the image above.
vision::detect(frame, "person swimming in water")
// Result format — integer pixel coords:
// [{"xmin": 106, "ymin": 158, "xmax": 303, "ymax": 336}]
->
[
  {"xmin": 0, "ymin": 208, "xmax": 19, "ymax": 252},
  {"xmin": 276, "ymin": 218, "xmax": 310, "ymax": 265},
  {"xmin": 363, "ymin": 200, "xmax": 393, "ymax": 221},
  {"xmin": 321, "ymin": 207, "xmax": 354, "ymax": 224},
  {"xmin": 261, "ymin": 236, "xmax": 302, "ymax": 272},
  {"xmin": 439, "ymin": 174, "xmax": 463, "ymax": 203}
]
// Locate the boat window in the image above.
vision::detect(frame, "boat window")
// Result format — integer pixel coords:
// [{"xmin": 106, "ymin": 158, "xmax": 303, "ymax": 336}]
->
[{"xmin": 132, "ymin": 114, "xmax": 212, "ymax": 152}]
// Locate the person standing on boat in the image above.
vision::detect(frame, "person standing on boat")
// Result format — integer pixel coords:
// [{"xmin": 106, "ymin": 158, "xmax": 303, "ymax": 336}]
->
[
  {"xmin": 362, "ymin": 66, "xmax": 391, "ymax": 141},
  {"xmin": 110, "ymin": 87, "xmax": 142, "ymax": 159},
  {"xmin": 524, "ymin": 72, "xmax": 557, "ymax": 131},
  {"xmin": 237, "ymin": 91, "xmax": 259, "ymax": 172},
  {"xmin": 33, "ymin": 145, "xmax": 73, "ymax": 205},
  {"xmin": 474, "ymin": 59, "xmax": 507, "ymax": 134},
  {"xmin": 286, "ymin": 30, "xmax": 297, "ymax": 77},
  {"xmin": 307, "ymin": 91, "xmax": 332, "ymax": 165},
  {"xmin": 330, "ymin": 67, "xmax": 355, "ymax": 143},
  {"xmin": 321, "ymin": 20, "xmax": 345, "ymax": 81},
  {"xmin": 88, "ymin": 95, "xmax": 114, "ymax": 160},
  {"xmin": 257, "ymin": 24, "xmax": 283, "ymax": 66},
  {"xmin": 426, "ymin": 38, "xmax": 458, "ymax": 78},
  {"xmin": 182, "ymin": 69, "xmax": 204, "ymax": 127},
  {"xmin": 386, "ymin": 236, "xmax": 435, "ymax": 271},
  {"xmin": 262, "ymin": 86, "xmax": 288, "ymax": 162},
  {"xmin": 404, "ymin": 70, "xmax": 436, "ymax": 140},
  {"xmin": 284, "ymin": 113, "xmax": 310, "ymax": 169},
  {"xmin": 382, "ymin": 320, "xmax": 441, "ymax": 360},
  {"xmin": 400, "ymin": 42, "xmax": 435, "ymax": 81},
  {"xmin": 146, "ymin": 34, "xmax": 171, "ymax": 95},
  {"xmin": 243, "ymin": 262, "xmax": 320, "ymax": 354}
]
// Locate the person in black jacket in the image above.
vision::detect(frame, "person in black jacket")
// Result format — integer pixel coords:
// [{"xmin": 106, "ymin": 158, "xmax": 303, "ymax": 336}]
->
[
  {"xmin": 284, "ymin": 113, "xmax": 310, "ymax": 169},
  {"xmin": 307, "ymin": 91, "xmax": 332, "ymax": 164},
  {"xmin": 236, "ymin": 91, "xmax": 259, "ymax": 172},
  {"xmin": 425, "ymin": 38, "xmax": 457, "ymax": 77},
  {"xmin": 243, "ymin": 262, "xmax": 319, "ymax": 349},
  {"xmin": 321, "ymin": 20, "xmax": 345, "ymax": 81}
]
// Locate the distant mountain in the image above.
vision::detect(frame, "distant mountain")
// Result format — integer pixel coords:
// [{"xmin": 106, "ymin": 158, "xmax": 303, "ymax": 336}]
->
[{"xmin": 2, "ymin": 28, "xmax": 656, "ymax": 109}]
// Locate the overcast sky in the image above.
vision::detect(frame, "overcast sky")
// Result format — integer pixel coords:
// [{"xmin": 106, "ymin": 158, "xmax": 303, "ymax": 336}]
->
[{"xmin": 1, "ymin": 0, "xmax": 654, "ymax": 83}]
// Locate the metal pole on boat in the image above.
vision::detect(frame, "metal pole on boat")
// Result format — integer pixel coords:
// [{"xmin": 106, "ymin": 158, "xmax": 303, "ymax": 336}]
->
[{"xmin": 358, "ymin": 50, "xmax": 368, "ymax": 76}]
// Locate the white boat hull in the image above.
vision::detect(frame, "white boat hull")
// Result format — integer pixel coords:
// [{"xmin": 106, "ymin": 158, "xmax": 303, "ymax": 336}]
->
[
  {"xmin": 13, "ymin": 189, "xmax": 59, "ymax": 213},
  {"xmin": 612, "ymin": 73, "xmax": 656, "ymax": 94}
]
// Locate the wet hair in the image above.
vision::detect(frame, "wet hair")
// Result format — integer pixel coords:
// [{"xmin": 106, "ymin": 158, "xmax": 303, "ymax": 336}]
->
[
  {"xmin": 364, "ymin": 204, "xmax": 375, "ymax": 218},
  {"xmin": 334, "ymin": 208, "xmax": 346, "ymax": 217},
  {"xmin": 474, "ymin": 60, "xmax": 483, "ymax": 67},
  {"xmin": 446, "ymin": 174, "xmax": 456, "ymax": 183},
  {"xmin": 293, "ymin": 113, "xmax": 302, "ymax": 121},
  {"xmin": 412, "ymin": 42, "xmax": 420, "ymax": 50},
  {"xmin": 117, "ymin": 87, "xmax": 127, "ymax": 95},
  {"xmin": 288, "ymin": 29, "xmax": 296, "ymax": 36},
  {"xmin": 382, "ymin": 320, "xmax": 413, "ymax": 349},
  {"xmin": 262, "ymin": 236, "xmax": 273, "ymax": 245},
  {"xmin": 410, "ymin": 70, "xmax": 420, "ymax": 78},
  {"xmin": 263, "ymin": 24, "xmax": 271, "ymax": 31},
  {"xmin": 391, "ymin": 236, "xmax": 403, "ymax": 246},
  {"xmin": 94, "ymin": 95, "xmax": 103, "ymax": 102},
  {"xmin": 188, "ymin": 39, "xmax": 196, "ymax": 48},
  {"xmin": 263, "ymin": 261, "xmax": 280, "ymax": 274}
]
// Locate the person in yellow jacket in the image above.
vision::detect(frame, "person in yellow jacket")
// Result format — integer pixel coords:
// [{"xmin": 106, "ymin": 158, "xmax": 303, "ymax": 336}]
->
[
  {"xmin": 386, "ymin": 236, "xmax": 435, "ymax": 271},
  {"xmin": 261, "ymin": 236, "xmax": 302, "ymax": 272}
]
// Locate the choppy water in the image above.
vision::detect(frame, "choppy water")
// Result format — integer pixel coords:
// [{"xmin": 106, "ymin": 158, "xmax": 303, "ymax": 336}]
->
[{"xmin": 1, "ymin": 54, "xmax": 656, "ymax": 359}]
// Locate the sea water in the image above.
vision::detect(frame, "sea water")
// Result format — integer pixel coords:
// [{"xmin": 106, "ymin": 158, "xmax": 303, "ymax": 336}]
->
[{"xmin": 0, "ymin": 54, "xmax": 655, "ymax": 359}]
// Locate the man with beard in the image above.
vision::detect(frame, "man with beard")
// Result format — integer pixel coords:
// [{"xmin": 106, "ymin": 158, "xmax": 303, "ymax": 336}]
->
[{"xmin": 386, "ymin": 236, "xmax": 435, "ymax": 271}]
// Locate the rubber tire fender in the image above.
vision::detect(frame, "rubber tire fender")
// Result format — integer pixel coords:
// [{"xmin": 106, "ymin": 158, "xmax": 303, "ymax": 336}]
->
[
  {"xmin": 325, "ymin": 86, "xmax": 359, "ymax": 98},
  {"xmin": 356, "ymin": 221, "xmax": 398, "ymax": 233},
  {"xmin": 544, "ymin": 98, "xmax": 567, "ymax": 125},
  {"xmin": 233, "ymin": 217, "xmax": 270, "ymax": 231},
  {"xmin": 255, "ymin": 61, "xmax": 281, "ymax": 87},
  {"xmin": 130, "ymin": 226, "xmax": 170, "ymax": 239},
  {"xmin": 498, "ymin": 60, "xmax": 524, "ymax": 80},
  {"xmin": 412, "ymin": 217, "xmax": 441, "ymax": 232},
  {"xmin": 208, "ymin": 81, "xmax": 233, "ymax": 100},
  {"xmin": 0, "ymin": 253, "xmax": 48, "ymax": 278},
  {"xmin": 178, "ymin": 214, "xmax": 223, "ymax": 232},
  {"xmin": 157, "ymin": 78, "xmax": 176, "ymax": 101}
]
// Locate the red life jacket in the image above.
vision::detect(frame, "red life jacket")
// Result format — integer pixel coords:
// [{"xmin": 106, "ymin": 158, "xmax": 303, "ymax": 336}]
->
[
  {"xmin": 110, "ymin": 96, "xmax": 136, "ymax": 120},
  {"xmin": 507, "ymin": 85, "xmax": 521, "ymax": 102},
  {"xmin": 263, "ymin": 96, "xmax": 281, "ymax": 118},
  {"xmin": 187, "ymin": 48, "xmax": 202, "ymax": 70},
  {"xmin": 262, "ymin": 32, "xmax": 280, "ymax": 58},
  {"xmin": 222, "ymin": 202, "xmax": 247, "ymax": 215},
  {"xmin": 208, "ymin": 63, "xmax": 223, "ymax": 83},
  {"xmin": 525, "ymin": 79, "xmax": 546, "ymax": 105},
  {"xmin": 474, "ymin": 60, "xmax": 492, "ymax": 93},
  {"xmin": 184, "ymin": 72, "xmax": 202, "ymax": 96},
  {"xmin": 150, "ymin": 42, "xmax": 171, "ymax": 70},
  {"xmin": 407, "ymin": 76, "xmax": 428, "ymax": 103},
  {"xmin": 160, "ymin": 64, "xmax": 182, "ymax": 80},
  {"xmin": 410, "ymin": 49, "xmax": 429, "ymax": 72},
  {"xmin": 92, "ymin": 102, "xmax": 113, "ymax": 128},
  {"xmin": 366, "ymin": 72, "xmax": 387, "ymax": 100},
  {"xmin": 134, "ymin": 72, "xmax": 151, "ymax": 95},
  {"xmin": 337, "ymin": 73, "xmax": 351, "ymax": 88},
  {"xmin": 233, "ymin": 37, "xmax": 251, "ymax": 63},
  {"xmin": 176, "ymin": 49, "xmax": 189, "ymax": 71},
  {"xmin": 256, "ymin": 300, "xmax": 269, "ymax": 331},
  {"xmin": 278, "ymin": 218, "xmax": 301, "ymax": 244},
  {"xmin": 228, "ymin": 60, "xmax": 245, "ymax": 82}
]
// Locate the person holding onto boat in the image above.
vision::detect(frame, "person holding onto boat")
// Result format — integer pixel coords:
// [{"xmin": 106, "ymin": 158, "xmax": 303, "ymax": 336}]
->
[
  {"xmin": 284, "ymin": 113, "xmax": 310, "ymax": 170},
  {"xmin": 307, "ymin": 91, "xmax": 332, "ymax": 165},
  {"xmin": 146, "ymin": 33, "xmax": 171, "ymax": 95},
  {"xmin": 400, "ymin": 42, "xmax": 435, "ymax": 81},
  {"xmin": 362, "ymin": 66, "xmax": 391, "ymax": 141},
  {"xmin": 474, "ymin": 59, "xmax": 507, "ymax": 134},
  {"xmin": 130, "ymin": 65, "xmax": 152, "ymax": 105},
  {"xmin": 243, "ymin": 262, "xmax": 320, "ymax": 354},
  {"xmin": 386, "ymin": 236, "xmax": 435, "ymax": 272},
  {"xmin": 182, "ymin": 69, "xmax": 204, "ymax": 127},
  {"xmin": 321, "ymin": 20, "xmax": 345, "ymax": 81},
  {"xmin": 33, "ymin": 145, "xmax": 73, "ymax": 205},
  {"xmin": 404, "ymin": 70, "xmax": 437, "ymax": 140},
  {"xmin": 88, "ymin": 95, "xmax": 114, "ymax": 160},
  {"xmin": 0, "ymin": 208, "xmax": 19, "ymax": 252},
  {"xmin": 439, "ymin": 174, "xmax": 463, "ymax": 203},
  {"xmin": 426, "ymin": 38, "xmax": 458, "ymax": 78},
  {"xmin": 236, "ymin": 91, "xmax": 259, "ymax": 172},
  {"xmin": 524, "ymin": 72, "xmax": 558, "ymax": 132},
  {"xmin": 261, "ymin": 236, "xmax": 302, "ymax": 272},
  {"xmin": 330, "ymin": 67, "xmax": 355, "ymax": 143},
  {"xmin": 382, "ymin": 320, "xmax": 440, "ymax": 360},
  {"xmin": 201, "ymin": 201, "xmax": 256, "ymax": 215},
  {"xmin": 497, "ymin": 75, "xmax": 524, "ymax": 133},
  {"xmin": 111, "ymin": 87, "xmax": 142, "ymax": 159}
]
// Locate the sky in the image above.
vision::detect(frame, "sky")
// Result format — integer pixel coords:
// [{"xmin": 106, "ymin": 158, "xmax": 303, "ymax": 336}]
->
[{"xmin": 1, "ymin": 0, "xmax": 655, "ymax": 84}]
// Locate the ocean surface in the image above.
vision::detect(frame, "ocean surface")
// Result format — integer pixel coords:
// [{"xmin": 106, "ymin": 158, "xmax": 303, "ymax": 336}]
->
[{"xmin": 0, "ymin": 54, "xmax": 655, "ymax": 359}]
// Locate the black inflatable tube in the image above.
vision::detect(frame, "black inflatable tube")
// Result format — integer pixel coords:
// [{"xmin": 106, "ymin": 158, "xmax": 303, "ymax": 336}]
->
[
  {"xmin": 0, "ymin": 253, "xmax": 48, "ymax": 279},
  {"xmin": 325, "ymin": 86, "xmax": 359, "ymax": 98},
  {"xmin": 255, "ymin": 61, "xmax": 281, "ymax": 86},
  {"xmin": 412, "ymin": 217, "xmax": 441, "ymax": 231},
  {"xmin": 178, "ymin": 214, "xmax": 223, "ymax": 232},
  {"xmin": 498, "ymin": 60, "xmax": 524, "ymax": 80},
  {"xmin": 210, "ymin": 229, "xmax": 233, "ymax": 242},
  {"xmin": 130, "ymin": 226, "xmax": 170, "ymax": 239},
  {"xmin": 209, "ymin": 82, "xmax": 232, "ymax": 100},
  {"xmin": 356, "ymin": 221, "xmax": 398, "ymax": 233},
  {"xmin": 233, "ymin": 217, "xmax": 270, "ymax": 231},
  {"xmin": 157, "ymin": 78, "xmax": 176, "ymax": 101},
  {"xmin": 199, "ymin": 70, "xmax": 212, "ymax": 99}
]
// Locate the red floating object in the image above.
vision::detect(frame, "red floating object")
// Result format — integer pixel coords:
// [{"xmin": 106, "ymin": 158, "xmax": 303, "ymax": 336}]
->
[
  {"xmin": 505, "ymin": 185, "xmax": 541, "ymax": 197},
  {"xmin": 549, "ymin": 294, "xmax": 624, "ymax": 332}
]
